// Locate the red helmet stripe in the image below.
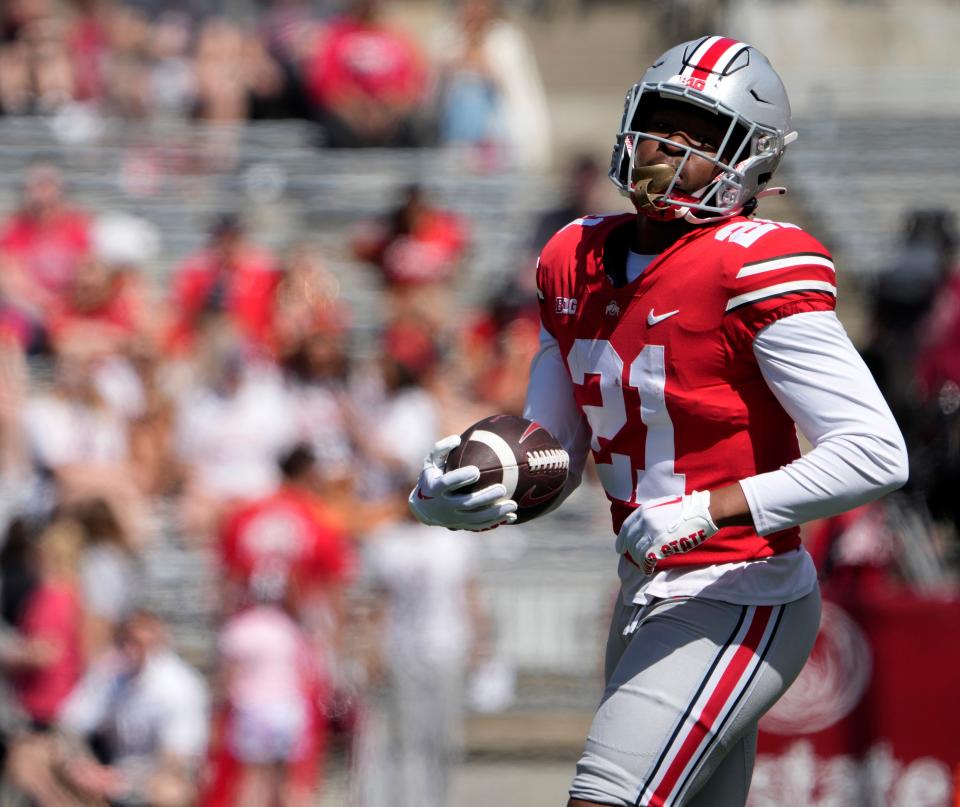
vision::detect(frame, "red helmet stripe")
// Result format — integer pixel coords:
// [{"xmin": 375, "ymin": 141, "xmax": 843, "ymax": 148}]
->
[{"xmin": 689, "ymin": 36, "xmax": 742, "ymax": 80}]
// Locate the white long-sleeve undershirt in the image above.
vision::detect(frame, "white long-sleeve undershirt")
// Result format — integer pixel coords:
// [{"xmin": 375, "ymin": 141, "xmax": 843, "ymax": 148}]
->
[{"xmin": 742, "ymin": 309, "xmax": 908, "ymax": 533}]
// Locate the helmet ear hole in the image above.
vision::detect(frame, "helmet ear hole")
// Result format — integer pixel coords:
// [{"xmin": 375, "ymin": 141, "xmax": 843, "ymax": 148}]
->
[{"xmin": 757, "ymin": 171, "xmax": 772, "ymax": 188}]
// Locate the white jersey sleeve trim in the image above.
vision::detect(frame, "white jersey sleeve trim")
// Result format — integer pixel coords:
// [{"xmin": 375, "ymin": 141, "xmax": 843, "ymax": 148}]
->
[
  {"xmin": 736, "ymin": 255, "xmax": 835, "ymax": 278},
  {"xmin": 725, "ymin": 280, "xmax": 837, "ymax": 312},
  {"xmin": 740, "ymin": 310, "xmax": 908, "ymax": 535},
  {"xmin": 523, "ymin": 325, "xmax": 591, "ymax": 506}
]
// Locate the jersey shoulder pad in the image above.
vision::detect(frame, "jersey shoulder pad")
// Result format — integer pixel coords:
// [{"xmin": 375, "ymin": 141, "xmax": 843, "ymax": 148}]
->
[
  {"xmin": 717, "ymin": 219, "xmax": 836, "ymax": 316},
  {"xmin": 711, "ymin": 217, "xmax": 830, "ymax": 255},
  {"xmin": 536, "ymin": 213, "xmax": 630, "ymax": 335},
  {"xmin": 537, "ymin": 213, "xmax": 630, "ymax": 294}
]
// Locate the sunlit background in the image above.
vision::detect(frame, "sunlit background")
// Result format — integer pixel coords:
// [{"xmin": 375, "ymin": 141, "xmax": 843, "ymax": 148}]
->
[{"xmin": 0, "ymin": 1, "xmax": 958, "ymax": 805}]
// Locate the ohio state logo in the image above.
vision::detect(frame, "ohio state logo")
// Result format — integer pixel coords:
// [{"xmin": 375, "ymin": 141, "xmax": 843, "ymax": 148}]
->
[{"xmin": 761, "ymin": 602, "xmax": 872, "ymax": 735}]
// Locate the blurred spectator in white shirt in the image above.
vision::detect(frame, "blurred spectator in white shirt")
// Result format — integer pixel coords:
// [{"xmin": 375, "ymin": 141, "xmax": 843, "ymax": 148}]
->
[
  {"xmin": 67, "ymin": 497, "xmax": 142, "ymax": 658},
  {"xmin": 354, "ymin": 515, "xmax": 486, "ymax": 807},
  {"xmin": 20, "ymin": 348, "xmax": 148, "ymax": 542},
  {"xmin": 350, "ymin": 320, "xmax": 441, "ymax": 500},
  {"xmin": 173, "ymin": 324, "xmax": 297, "ymax": 539},
  {"xmin": 53, "ymin": 610, "xmax": 209, "ymax": 806}
]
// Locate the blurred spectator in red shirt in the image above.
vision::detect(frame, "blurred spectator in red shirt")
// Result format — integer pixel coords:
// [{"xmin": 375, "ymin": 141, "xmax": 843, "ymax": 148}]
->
[
  {"xmin": 461, "ymin": 306, "xmax": 539, "ymax": 417},
  {"xmin": 0, "ymin": 161, "xmax": 91, "ymax": 316},
  {"xmin": 65, "ymin": 0, "xmax": 112, "ymax": 104},
  {"xmin": 208, "ymin": 444, "xmax": 354, "ymax": 804},
  {"xmin": 1, "ymin": 517, "xmax": 85, "ymax": 729},
  {"xmin": 352, "ymin": 184, "xmax": 468, "ymax": 331},
  {"xmin": 305, "ymin": 0, "xmax": 428, "ymax": 147},
  {"xmin": 218, "ymin": 443, "xmax": 354, "ymax": 618},
  {"xmin": 805, "ymin": 503, "xmax": 898, "ymax": 595},
  {"xmin": 167, "ymin": 213, "xmax": 281, "ymax": 354},
  {"xmin": 47, "ymin": 211, "xmax": 161, "ymax": 355},
  {"xmin": 917, "ymin": 270, "xmax": 960, "ymax": 404}
]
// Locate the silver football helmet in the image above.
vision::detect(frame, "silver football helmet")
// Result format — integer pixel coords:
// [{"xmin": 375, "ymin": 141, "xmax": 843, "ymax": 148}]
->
[{"xmin": 609, "ymin": 36, "xmax": 798, "ymax": 223}]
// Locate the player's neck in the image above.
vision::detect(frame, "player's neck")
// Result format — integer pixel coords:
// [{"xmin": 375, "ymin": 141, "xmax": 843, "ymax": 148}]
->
[{"xmin": 631, "ymin": 214, "xmax": 699, "ymax": 254}]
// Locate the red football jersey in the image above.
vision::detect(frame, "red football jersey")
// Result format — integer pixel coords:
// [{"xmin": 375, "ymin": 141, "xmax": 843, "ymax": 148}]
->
[
  {"xmin": 219, "ymin": 487, "xmax": 353, "ymax": 598},
  {"xmin": 536, "ymin": 213, "xmax": 838, "ymax": 568}
]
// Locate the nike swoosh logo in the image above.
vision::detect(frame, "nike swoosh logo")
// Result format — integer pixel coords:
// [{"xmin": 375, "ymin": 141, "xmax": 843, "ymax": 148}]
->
[
  {"xmin": 647, "ymin": 308, "xmax": 680, "ymax": 326},
  {"xmin": 643, "ymin": 496, "xmax": 682, "ymax": 510}
]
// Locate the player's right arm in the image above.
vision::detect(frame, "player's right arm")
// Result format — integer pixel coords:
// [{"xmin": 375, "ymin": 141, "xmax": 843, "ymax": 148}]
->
[
  {"xmin": 410, "ymin": 230, "xmax": 591, "ymax": 529},
  {"xmin": 521, "ymin": 231, "xmax": 592, "ymax": 511},
  {"xmin": 522, "ymin": 324, "xmax": 591, "ymax": 509}
]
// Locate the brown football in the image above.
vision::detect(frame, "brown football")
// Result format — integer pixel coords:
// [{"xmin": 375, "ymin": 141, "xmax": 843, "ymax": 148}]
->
[{"xmin": 444, "ymin": 415, "xmax": 569, "ymax": 524}]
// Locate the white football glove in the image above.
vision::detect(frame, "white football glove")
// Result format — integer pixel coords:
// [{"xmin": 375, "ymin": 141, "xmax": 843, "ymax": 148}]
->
[
  {"xmin": 614, "ymin": 490, "xmax": 718, "ymax": 575},
  {"xmin": 409, "ymin": 435, "xmax": 518, "ymax": 531}
]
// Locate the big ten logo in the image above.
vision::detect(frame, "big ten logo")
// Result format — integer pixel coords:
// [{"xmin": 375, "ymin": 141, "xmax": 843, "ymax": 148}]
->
[
  {"xmin": 678, "ymin": 75, "xmax": 707, "ymax": 91},
  {"xmin": 555, "ymin": 296, "xmax": 578, "ymax": 315},
  {"xmin": 749, "ymin": 742, "xmax": 953, "ymax": 807}
]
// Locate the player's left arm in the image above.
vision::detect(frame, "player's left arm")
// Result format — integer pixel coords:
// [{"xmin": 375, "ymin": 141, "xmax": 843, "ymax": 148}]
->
[
  {"xmin": 618, "ymin": 312, "xmax": 908, "ymax": 571},
  {"xmin": 737, "ymin": 308, "xmax": 908, "ymax": 532},
  {"xmin": 724, "ymin": 228, "xmax": 907, "ymax": 533},
  {"xmin": 675, "ymin": 308, "xmax": 910, "ymax": 529},
  {"xmin": 618, "ymin": 228, "xmax": 907, "ymax": 572}
]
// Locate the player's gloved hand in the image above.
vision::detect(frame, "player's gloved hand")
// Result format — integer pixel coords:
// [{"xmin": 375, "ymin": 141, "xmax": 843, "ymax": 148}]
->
[
  {"xmin": 409, "ymin": 435, "xmax": 518, "ymax": 531},
  {"xmin": 614, "ymin": 491, "xmax": 718, "ymax": 575}
]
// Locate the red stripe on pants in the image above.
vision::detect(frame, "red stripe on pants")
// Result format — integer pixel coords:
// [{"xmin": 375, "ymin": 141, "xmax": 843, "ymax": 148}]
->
[{"xmin": 646, "ymin": 605, "xmax": 773, "ymax": 807}]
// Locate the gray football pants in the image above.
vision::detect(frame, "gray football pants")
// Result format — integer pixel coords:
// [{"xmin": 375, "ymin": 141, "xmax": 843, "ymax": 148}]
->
[{"xmin": 570, "ymin": 587, "xmax": 821, "ymax": 807}]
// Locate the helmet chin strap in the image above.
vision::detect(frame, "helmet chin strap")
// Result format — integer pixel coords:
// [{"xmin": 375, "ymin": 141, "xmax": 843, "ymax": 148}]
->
[
  {"xmin": 755, "ymin": 187, "xmax": 788, "ymax": 200},
  {"xmin": 681, "ymin": 187, "xmax": 788, "ymax": 224}
]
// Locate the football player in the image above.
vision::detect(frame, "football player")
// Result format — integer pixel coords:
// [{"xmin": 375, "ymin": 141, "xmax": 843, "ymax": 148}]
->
[{"xmin": 410, "ymin": 36, "xmax": 908, "ymax": 807}]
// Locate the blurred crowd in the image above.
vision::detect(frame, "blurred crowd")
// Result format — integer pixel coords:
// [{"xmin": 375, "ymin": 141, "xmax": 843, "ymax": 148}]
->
[
  {"xmin": 0, "ymin": 0, "xmax": 552, "ymax": 169},
  {"xmin": 0, "ymin": 147, "xmax": 606, "ymax": 806},
  {"xmin": 1, "ymin": 5, "xmax": 958, "ymax": 794}
]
